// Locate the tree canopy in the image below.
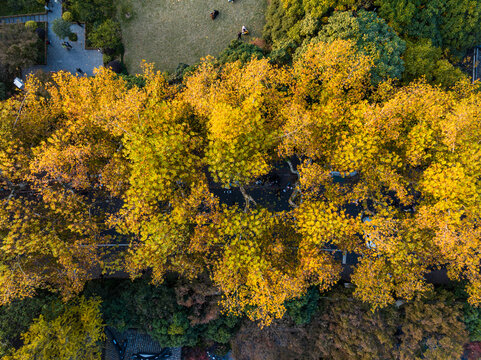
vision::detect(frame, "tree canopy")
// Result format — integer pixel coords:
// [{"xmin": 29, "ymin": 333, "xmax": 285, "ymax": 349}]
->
[{"xmin": 0, "ymin": 40, "xmax": 480, "ymax": 326}]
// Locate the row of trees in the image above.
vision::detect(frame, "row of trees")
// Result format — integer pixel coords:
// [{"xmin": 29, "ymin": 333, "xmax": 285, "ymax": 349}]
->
[
  {"xmin": 263, "ymin": 0, "xmax": 476, "ymax": 86},
  {"xmin": 1, "ymin": 280, "xmax": 479, "ymax": 359},
  {"xmin": 1, "ymin": 40, "xmax": 481, "ymax": 326}
]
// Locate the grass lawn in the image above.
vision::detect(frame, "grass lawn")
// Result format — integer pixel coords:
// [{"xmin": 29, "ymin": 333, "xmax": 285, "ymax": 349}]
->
[{"xmin": 119, "ymin": 0, "xmax": 267, "ymax": 74}]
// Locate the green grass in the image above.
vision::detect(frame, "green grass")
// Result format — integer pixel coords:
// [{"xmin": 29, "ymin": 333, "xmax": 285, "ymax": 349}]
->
[
  {"xmin": 118, "ymin": 0, "xmax": 267, "ymax": 74},
  {"xmin": 0, "ymin": 1, "xmax": 44, "ymax": 17}
]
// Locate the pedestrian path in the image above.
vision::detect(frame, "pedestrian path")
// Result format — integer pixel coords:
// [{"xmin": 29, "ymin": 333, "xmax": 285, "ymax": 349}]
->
[
  {"xmin": 0, "ymin": 1, "xmax": 103, "ymax": 77},
  {"xmin": 0, "ymin": 14, "xmax": 47, "ymax": 24}
]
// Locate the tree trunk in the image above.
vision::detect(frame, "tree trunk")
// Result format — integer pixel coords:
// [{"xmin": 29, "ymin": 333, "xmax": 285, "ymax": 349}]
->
[{"xmin": 239, "ymin": 185, "xmax": 256, "ymax": 212}]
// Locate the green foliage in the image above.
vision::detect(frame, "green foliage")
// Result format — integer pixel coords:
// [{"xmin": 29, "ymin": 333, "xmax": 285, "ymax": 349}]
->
[
  {"xmin": 89, "ymin": 19, "xmax": 122, "ymax": 52},
  {"xmin": 375, "ymin": 0, "xmax": 481, "ymax": 56},
  {"xmin": 68, "ymin": 32, "xmax": 78, "ymax": 42},
  {"xmin": 464, "ymin": 305, "xmax": 481, "ymax": 341},
  {"xmin": 102, "ymin": 53, "xmax": 113, "ymax": 64},
  {"xmin": 83, "ymin": 279, "xmax": 240, "ymax": 348},
  {"xmin": 403, "ymin": 38, "xmax": 468, "ymax": 87},
  {"xmin": 263, "ymin": 0, "xmax": 369, "ymax": 51},
  {"xmin": 67, "ymin": 0, "xmax": 115, "ymax": 25},
  {"xmin": 52, "ymin": 18, "xmax": 72, "ymax": 40},
  {"xmin": 302, "ymin": 10, "xmax": 405, "ymax": 83},
  {"xmin": 62, "ymin": 11, "xmax": 73, "ymax": 22},
  {"xmin": 216, "ymin": 40, "xmax": 265, "ymax": 66},
  {"xmin": 284, "ymin": 287, "xmax": 320, "ymax": 325},
  {"xmin": 24, "ymin": 21, "xmax": 37, "ymax": 30},
  {"xmin": 169, "ymin": 63, "xmax": 190, "ymax": 84},
  {"xmin": 1, "ymin": 0, "xmax": 43, "ymax": 16},
  {"xmin": 119, "ymin": 74, "xmax": 146, "ymax": 89},
  {"xmin": 263, "ymin": 0, "xmax": 302, "ymax": 48},
  {"xmin": 204, "ymin": 316, "xmax": 240, "ymax": 345}
]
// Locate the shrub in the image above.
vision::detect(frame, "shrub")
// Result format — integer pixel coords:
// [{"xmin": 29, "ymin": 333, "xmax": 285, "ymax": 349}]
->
[
  {"xmin": 89, "ymin": 19, "xmax": 122, "ymax": 53},
  {"xmin": 62, "ymin": 11, "xmax": 73, "ymax": 22},
  {"xmin": 107, "ymin": 60, "xmax": 123, "ymax": 73},
  {"xmin": 52, "ymin": 18, "xmax": 72, "ymax": 40},
  {"xmin": 68, "ymin": 32, "xmax": 78, "ymax": 42},
  {"xmin": 102, "ymin": 53, "xmax": 113, "ymax": 65},
  {"xmin": 35, "ymin": 27, "xmax": 46, "ymax": 40},
  {"xmin": 216, "ymin": 40, "xmax": 264, "ymax": 66},
  {"xmin": 284, "ymin": 287, "xmax": 320, "ymax": 325},
  {"xmin": 25, "ymin": 21, "xmax": 37, "ymax": 30},
  {"xmin": 119, "ymin": 74, "xmax": 146, "ymax": 89}
]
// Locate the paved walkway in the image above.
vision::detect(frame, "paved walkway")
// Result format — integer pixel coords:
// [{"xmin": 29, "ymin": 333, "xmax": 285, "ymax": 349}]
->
[
  {"xmin": 0, "ymin": 0, "xmax": 103, "ymax": 77},
  {"xmin": 0, "ymin": 14, "xmax": 47, "ymax": 24}
]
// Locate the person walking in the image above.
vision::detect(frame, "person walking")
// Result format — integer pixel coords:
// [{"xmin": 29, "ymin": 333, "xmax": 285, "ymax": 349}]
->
[
  {"xmin": 44, "ymin": 5, "xmax": 52, "ymax": 13},
  {"xmin": 65, "ymin": 41, "xmax": 72, "ymax": 49},
  {"xmin": 237, "ymin": 32, "xmax": 242, "ymax": 40},
  {"xmin": 210, "ymin": 10, "xmax": 219, "ymax": 20},
  {"xmin": 76, "ymin": 68, "xmax": 84, "ymax": 74}
]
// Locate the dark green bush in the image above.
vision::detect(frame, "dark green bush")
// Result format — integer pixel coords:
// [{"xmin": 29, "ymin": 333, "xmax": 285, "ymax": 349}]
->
[
  {"xmin": 90, "ymin": 19, "xmax": 122, "ymax": 53},
  {"xmin": 284, "ymin": 286, "xmax": 320, "ymax": 325},
  {"xmin": 68, "ymin": 32, "xmax": 78, "ymax": 42},
  {"xmin": 216, "ymin": 40, "xmax": 265, "ymax": 66}
]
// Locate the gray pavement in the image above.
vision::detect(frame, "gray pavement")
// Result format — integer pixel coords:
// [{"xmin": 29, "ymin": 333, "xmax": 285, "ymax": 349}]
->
[{"xmin": 15, "ymin": 0, "xmax": 103, "ymax": 77}]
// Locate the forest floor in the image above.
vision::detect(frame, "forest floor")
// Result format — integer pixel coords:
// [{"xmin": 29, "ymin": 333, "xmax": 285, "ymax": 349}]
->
[{"xmin": 118, "ymin": 0, "xmax": 267, "ymax": 74}]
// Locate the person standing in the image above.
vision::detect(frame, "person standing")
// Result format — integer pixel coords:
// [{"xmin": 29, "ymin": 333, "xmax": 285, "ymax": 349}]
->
[{"xmin": 237, "ymin": 32, "xmax": 242, "ymax": 40}]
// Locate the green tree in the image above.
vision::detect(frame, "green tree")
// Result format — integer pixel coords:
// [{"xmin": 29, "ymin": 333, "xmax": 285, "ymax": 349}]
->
[
  {"xmin": 89, "ymin": 19, "xmax": 122, "ymax": 52},
  {"xmin": 376, "ymin": 0, "xmax": 481, "ymax": 56},
  {"xmin": 68, "ymin": 0, "xmax": 115, "ymax": 24},
  {"xmin": 403, "ymin": 38, "xmax": 468, "ymax": 87},
  {"xmin": 300, "ymin": 10, "xmax": 405, "ymax": 83},
  {"xmin": 51, "ymin": 18, "xmax": 72, "ymax": 40}
]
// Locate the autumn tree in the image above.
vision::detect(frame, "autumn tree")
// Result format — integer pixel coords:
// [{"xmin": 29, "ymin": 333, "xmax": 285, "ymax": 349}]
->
[
  {"xmin": 397, "ymin": 291, "xmax": 468, "ymax": 359},
  {"xmin": 0, "ymin": 67, "xmax": 147, "ymax": 304},
  {"xmin": 315, "ymin": 288, "xmax": 398, "ymax": 360},
  {"xmin": 3, "ymin": 296, "xmax": 105, "ymax": 360},
  {"xmin": 183, "ymin": 57, "xmax": 289, "ymax": 210}
]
